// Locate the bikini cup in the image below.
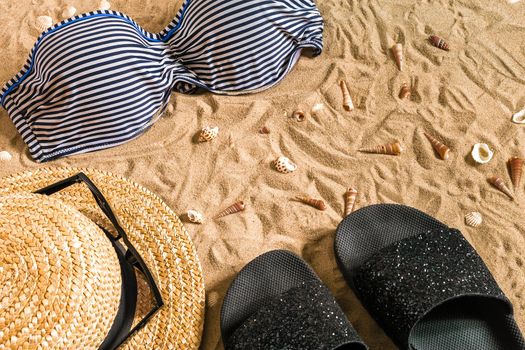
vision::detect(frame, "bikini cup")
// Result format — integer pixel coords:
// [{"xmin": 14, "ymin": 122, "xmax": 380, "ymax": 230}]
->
[{"xmin": 0, "ymin": 0, "xmax": 324, "ymax": 162}]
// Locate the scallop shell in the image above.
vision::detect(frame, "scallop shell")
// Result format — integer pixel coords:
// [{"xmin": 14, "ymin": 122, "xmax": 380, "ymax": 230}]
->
[
  {"xmin": 215, "ymin": 201, "xmax": 245, "ymax": 219},
  {"xmin": 295, "ymin": 196, "xmax": 327, "ymax": 210},
  {"xmin": 398, "ymin": 83, "xmax": 411, "ymax": 99},
  {"xmin": 273, "ymin": 156, "xmax": 297, "ymax": 174},
  {"xmin": 35, "ymin": 16, "xmax": 53, "ymax": 32},
  {"xmin": 424, "ymin": 132, "xmax": 450, "ymax": 160},
  {"xmin": 339, "ymin": 80, "xmax": 354, "ymax": 111},
  {"xmin": 186, "ymin": 210, "xmax": 204, "ymax": 224},
  {"xmin": 464, "ymin": 212, "xmax": 482, "ymax": 228},
  {"xmin": 61, "ymin": 5, "xmax": 77, "ymax": 19},
  {"xmin": 488, "ymin": 176, "xmax": 514, "ymax": 200},
  {"xmin": 344, "ymin": 187, "xmax": 358, "ymax": 216},
  {"xmin": 512, "ymin": 108, "xmax": 525, "ymax": 124},
  {"xmin": 508, "ymin": 157, "xmax": 523, "ymax": 188},
  {"xmin": 428, "ymin": 35, "xmax": 450, "ymax": 51},
  {"xmin": 471, "ymin": 143, "xmax": 493, "ymax": 164},
  {"xmin": 359, "ymin": 142, "xmax": 403, "ymax": 156},
  {"xmin": 98, "ymin": 0, "xmax": 111, "ymax": 10},
  {"xmin": 291, "ymin": 110, "xmax": 306, "ymax": 122},
  {"xmin": 0, "ymin": 151, "xmax": 12, "ymax": 161},
  {"xmin": 391, "ymin": 43, "xmax": 403, "ymax": 71},
  {"xmin": 198, "ymin": 126, "xmax": 219, "ymax": 142}
]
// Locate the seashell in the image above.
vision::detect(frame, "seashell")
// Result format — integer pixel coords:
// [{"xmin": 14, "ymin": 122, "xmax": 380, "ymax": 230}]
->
[
  {"xmin": 61, "ymin": 5, "xmax": 77, "ymax": 19},
  {"xmin": 98, "ymin": 0, "xmax": 111, "ymax": 10},
  {"xmin": 344, "ymin": 187, "xmax": 358, "ymax": 216},
  {"xmin": 35, "ymin": 16, "xmax": 53, "ymax": 32},
  {"xmin": 464, "ymin": 212, "xmax": 482, "ymax": 228},
  {"xmin": 471, "ymin": 143, "xmax": 493, "ymax": 164},
  {"xmin": 512, "ymin": 108, "xmax": 525, "ymax": 124},
  {"xmin": 198, "ymin": 126, "xmax": 219, "ymax": 142},
  {"xmin": 291, "ymin": 110, "xmax": 306, "ymax": 122},
  {"xmin": 359, "ymin": 142, "xmax": 403, "ymax": 156},
  {"xmin": 339, "ymin": 80, "xmax": 354, "ymax": 111},
  {"xmin": 428, "ymin": 35, "xmax": 450, "ymax": 51},
  {"xmin": 258, "ymin": 126, "xmax": 270, "ymax": 134},
  {"xmin": 186, "ymin": 210, "xmax": 204, "ymax": 224},
  {"xmin": 295, "ymin": 196, "xmax": 327, "ymax": 210},
  {"xmin": 398, "ymin": 83, "xmax": 411, "ymax": 99},
  {"xmin": 391, "ymin": 43, "xmax": 403, "ymax": 71},
  {"xmin": 488, "ymin": 176, "xmax": 514, "ymax": 200},
  {"xmin": 508, "ymin": 0, "xmax": 521, "ymax": 4},
  {"xmin": 311, "ymin": 103, "xmax": 324, "ymax": 114},
  {"xmin": 424, "ymin": 132, "xmax": 450, "ymax": 160},
  {"xmin": 215, "ymin": 201, "xmax": 245, "ymax": 219},
  {"xmin": 508, "ymin": 157, "xmax": 523, "ymax": 188},
  {"xmin": 166, "ymin": 103, "xmax": 174, "ymax": 114},
  {"xmin": 0, "ymin": 151, "xmax": 12, "ymax": 161},
  {"xmin": 273, "ymin": 156, "xmax": 297, "ymax": 173}
]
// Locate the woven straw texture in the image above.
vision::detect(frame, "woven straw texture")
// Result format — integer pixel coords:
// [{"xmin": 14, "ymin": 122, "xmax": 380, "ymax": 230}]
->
[{"xmin": 0, "ymin": 167, "xmax": 205, "ymax": 349}]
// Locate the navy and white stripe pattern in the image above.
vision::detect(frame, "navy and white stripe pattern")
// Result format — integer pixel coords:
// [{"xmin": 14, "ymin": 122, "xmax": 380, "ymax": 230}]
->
[{"xmin": 0, "ymin": 0, "xmax": 324, "ymax": 162}]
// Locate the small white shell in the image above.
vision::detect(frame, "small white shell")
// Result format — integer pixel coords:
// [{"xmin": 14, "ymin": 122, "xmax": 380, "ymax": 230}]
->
[
  {"xmin": 0, "ymin": 151, "xmax": 12, "ymax": 161},
  {"xmin": 61, "ymin": 5, "xmax": 77, "ymax": 19},
  {"xmin": 198, "ymin": 126, "xmax": 219, "ymax": 142},
  {"xmin": 465, "ymin": 212, "xmax": 482, "ymax": 228},
  {"xmin": 512, "ymin": 108, "xmax": 525, "ymax": 124},
  {"xmin": 98, "ymin": 0, "xmax": 111, "ymax": 10},
  {"xmin": 166, "ymin": 104, "xmax": 174, "ymax": 114},
  {"xmin": 187, "ymin": 210, "xmax": 204, "ymax": 224},
  {"xmin": 311, "ymin": 103, "xmax": 324, "ymax": 114},
  {"xmin": 274, "ymin": 156, "xmax": 297, "ymax": 174},
  {"xmin": 35, "ymin": 16, "xmax": 53, "ymax": 32},
  {"xmin": 471, "ymin": 143, "xmax": 493, "ymax": 164}
]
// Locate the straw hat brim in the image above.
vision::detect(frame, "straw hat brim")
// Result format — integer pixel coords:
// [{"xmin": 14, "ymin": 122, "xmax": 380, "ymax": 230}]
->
[{"xmin": 0, "ymin": 167, "xmax": 205, "ymax": 349}]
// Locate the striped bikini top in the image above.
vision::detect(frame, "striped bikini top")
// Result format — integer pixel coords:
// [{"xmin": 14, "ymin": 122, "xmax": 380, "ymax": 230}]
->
[{"xmin": 1, "ymin": 0, "xmax": 323, "ymax": 162}]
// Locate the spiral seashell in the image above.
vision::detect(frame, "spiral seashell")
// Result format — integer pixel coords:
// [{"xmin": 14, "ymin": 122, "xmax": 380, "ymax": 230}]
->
[
  {"xmin": 508, "ymin": 157, "xmax": 523, "ymax": 188},
  {"xmin": 398, "ymin": 83, "xmax": 411, "ymax": 99},
  {"xmin": 258, "ymin": 126, "xmax": 270, "ymax": 134},
  {"xmin": 391, "ymin": 43, "xmax": 403, "ymax": 71},
  {"xmin": 273, "ymin": 156, "xmax": 297, "ymax": 173},
  {"xmin": 488, "ymin": 176, "xmax": 514, "ymax": 200},
  {"xmin": 61, "ymin": 5, "xmax": 77, "ymax": 19},
  {"xmin": 464, "ymin": 212, "xmax": 482, "ymax": 228},
  {"xmin": 344, "ymin": 187, "xmax": 358, "ymax": 216},
  {"xmin": 339, "ymin": 80, "xmax": 354, "ymax": 111},
  {"xmin": 512, "ymin": 108, "xmax": 525, "ymax": 124},
  {"xmin": 0, "ymin": 151, "xmax": 12, "ymax": 161},
  {"xmin": 295, "ymin": 196, "xmax": 327, "ymax": 210},
  {"xmin": 359, "ymin": 142, "xmax": 403, "ymax": 156},
  {"xmin": 186, "ymin": 210, "xmax": 204, "ymax": 224},
  {"xmin": 198, "ymin": 126, "xmax": 219, "ymax": 142},
  {"xmin": 98, "ymin": 0, "xmax": 111, "ymax": 10},
  {"xmin": 291, "ymin": 110, "xmax": 306, "ymax": 122},
  {"xmin": 428, "ymin": 35, "xmax": 450, "ymax": 51},
  {"xmin": 424, "ymin": 132, "xmax": 450, "ymax": 160},
  {"xmin": 215, "ymin": 201, "xmax": 245, "ymax": 219},
  {"xmin": 471, "ymin": 143, "xmax": 493, "ymax": 164},
  {"xmin": 35, "ymin": 16, "xmax": 53, "ymax": 32}
]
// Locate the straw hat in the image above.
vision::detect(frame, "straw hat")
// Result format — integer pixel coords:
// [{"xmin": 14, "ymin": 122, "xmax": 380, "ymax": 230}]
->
[{"xmin": 0, "ymin": 167, "xmax": 205, "ymax": 349}]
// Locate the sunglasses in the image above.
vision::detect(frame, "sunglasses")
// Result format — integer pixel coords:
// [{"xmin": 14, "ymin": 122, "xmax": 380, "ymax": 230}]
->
[{"xmin": 35, "ymin": 172, "xmax": 164, "ymax": 349}]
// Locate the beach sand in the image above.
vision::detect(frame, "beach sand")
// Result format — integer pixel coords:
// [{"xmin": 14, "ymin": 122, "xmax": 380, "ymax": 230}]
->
[{"xmin": 1, "ymin": 0, "xmax": 524, "ymax": 349}]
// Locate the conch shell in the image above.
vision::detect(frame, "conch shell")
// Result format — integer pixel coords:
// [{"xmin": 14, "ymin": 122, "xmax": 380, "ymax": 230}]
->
[
  {"xmin": 471, "ymin": 143, "xmax": 493, "ymax": 164},
  {"xmin": 399, "ymin": 83, "xmax": 410, "ymax": 99},
  {"xmin": 99, "ymin": 0, "xmax": 111, "ymax": 10},
  {"xmin": 488, "ymin": 176, "xmax": 514, "ymax": 200},
  {"xmin": 295, "ymin": 196, "xmax": 327, "ymax": 210},
  {"xmin": 61, "ymin": 5, "xmax": 77, "ymax": 19},
  {"xmin": 508, "ymin": 157, "xmax": 523, "ymax": 188},
  {"xmin": 424, "ymin": 132, "xmax": 450, "ymax": 160},
  {"xmin": 215, "ymin": 201, "xmax": 245, "ymax": 219},
  {"xmin": 464, "ymin": 212, "xmax": 482, "ymax": 228},
  {"xmin": 186, "ymin": 210, "xmax": 204, "ymax": 224},
  {"xmin": 391, "ymin": 43, "xmax": 403, "ymax": 71},
  {"xmin": 198, "ymin": 126, "xmax": 219, "ymax": 142},
  {"xmin": 0, "ymin": 151, "xmax": 12, "ymax": 161},
  {"xmin": 291, "ymin": 110, "xmax": 306, "ymax": 122},
  {"xmin": 35, "ymin": 16, "xmax": 53, "ymax": 32},
  {"xmin": 339, "ymin": 80, "xmax": 354, "ymax": 111},
  {"xmin": 512, "ymin": 108, "xmax": 525, "ymax": 124},
  {"xmin": 274, "ymin": 156, "xmax": 297, "ymax": 173},
  {"xmin": 359, "ymin": 142, "xmax": 403, "ymax": 156},
  {"xmin": 344, "ymin": 187, "xmax": 358, "ymax": 216},
  {"xmin": 428, "ymin": 35, "xmax": 450, "ymax": 51}
]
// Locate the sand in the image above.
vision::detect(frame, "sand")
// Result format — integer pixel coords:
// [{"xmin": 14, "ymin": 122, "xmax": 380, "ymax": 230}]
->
[{"xmin": 1, "ymin": 0, "xmax": 524, "ymax": 349}]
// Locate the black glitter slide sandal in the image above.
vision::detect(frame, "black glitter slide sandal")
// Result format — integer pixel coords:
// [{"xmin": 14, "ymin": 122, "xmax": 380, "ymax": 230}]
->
[
  {"xmin": 335, "ymin": 204, "xmax": 525, "ymax": 350},
  {"xmin": 220, "ymin": 249, "xmax": 368, "ymax": 350}
]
